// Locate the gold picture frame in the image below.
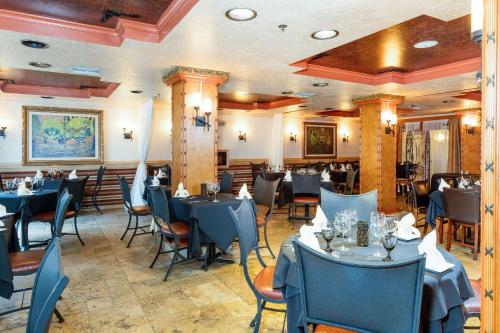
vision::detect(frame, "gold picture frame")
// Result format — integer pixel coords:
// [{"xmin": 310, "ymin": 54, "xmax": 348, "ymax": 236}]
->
[
  {"xmin": 22, "ymin": 106, "xmax": 104, "ymax": 166},
  {"xmin": 303, "ymin": 121, "xmax": 337, "ymax": 159}
]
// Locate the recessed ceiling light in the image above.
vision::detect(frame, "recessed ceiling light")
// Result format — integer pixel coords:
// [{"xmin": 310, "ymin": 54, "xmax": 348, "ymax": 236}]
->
[
  {"xmin": 225, "ymin": 8, "xmax": 257, "ymax": 21},
  {"xmin": 311, "ymin": 30, "xmax": 339, "ymax": 40},
  {"xmin": 281, "ymin": 91, "xmax": 294, "ymax": 95},
  {"xmin": 442, "ymin": 99, "xmax": 455, "ymax": 104},
  {"xmin": 130, "ymin": 90, "xmax": 143, "ymax": 94},
  {"xmin": 21, "ymin": 40, "xmax": 49, "ymax": 49},
  {"xmin": 414, "ymin": 40, "xmax": 439, "ymax": 48},
  {"xmin": 41, "ymin": 96, "xmax": 54, "ymax": 99},
  {"xmin": 299, "ymin": 105, "xmax": 308, "ymax": 108},
  {"xmin": 29, "ymin": 62, "xmax": 51, "ymax": 68},
  {"xmin": 313, "ymin": 82, "xmax": 329, "ymax": 87},
  {"xmin": 324, "ymin": 107, "xmax": 334, "ymax": 111}
]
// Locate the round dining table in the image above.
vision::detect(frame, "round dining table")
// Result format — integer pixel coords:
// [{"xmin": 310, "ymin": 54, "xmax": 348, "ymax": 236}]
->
[{"xmin": 274, "ymin": 236, "xmax": 474, "ymax": 333}]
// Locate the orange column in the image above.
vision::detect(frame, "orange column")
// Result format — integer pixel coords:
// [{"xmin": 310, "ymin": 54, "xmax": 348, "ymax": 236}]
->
[
  {"xmin": 353, "ymin": 94, "xmax": 404, "ymax": 213},
  {"xmin": 163, "ymin": 67, "xmax": 229, "ymax": 195}
]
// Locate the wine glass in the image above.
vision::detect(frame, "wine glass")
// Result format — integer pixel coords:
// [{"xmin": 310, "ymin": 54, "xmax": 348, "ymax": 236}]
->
[
  {"xmin": 321, "ymin": 225, "xmax": 334, "ymax": 253},
  {"xmin": 335, "ymin": 212, "xmax": 350, "ymax": 252},
  {"xmin": 370, "ymin": 211, "xmax": 386, "ymax": 258},
  {"xmin": 206, "ymin": 182, "xmax": 213, "ymax": 197},
  {"xmin": 6, "ymin": 179, "xmax": 13, "ymax": 193},
  {"xmin": 212, "ymin": 182, "xmax": 220, "ymax": 202},
  {"xmin": 382, "ymin": 217, "xmax": 398, "ymax": 262},
  {"xmin": 344, "ymin": 209, "xmax": 357, "ymax": 243},
  {"xmin": 38, "ymin": 178, "xmax": 45, "ymax": 191}
]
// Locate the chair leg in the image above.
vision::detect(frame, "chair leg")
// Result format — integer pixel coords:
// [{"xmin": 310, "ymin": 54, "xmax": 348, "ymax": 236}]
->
[
  {"xmin": 262, "ymin": 225, "xmax": 275, "ymax": 259},
  {"xmin": 150, "ymin": 234, "xmax": 163, "ymax": 268},
  {"xmin": 446, "ymin": 219, "xmax": 454, "ymax": 252},
  {"xmin": 54, "ymin": 307, "xmax": 64, "ymax": 323},
  {"xmin": 281, "ymin": 311, "xmax": 287, "ymax": 333},
  {"xmin": 423, "ymin": 223, "xmax": 428, "ymax": 236},
  {"xmin": 93, "ymin": 194, "xmax": 103, "ymax": 215},
  {"xmin": 120, "ymin": 214, "xmax": 132, "ymax": 240},
  {"xmin": 288, "ymin": 203, "xmax": 293, "ymax": 222},
  {"xmin": 250, "ymin": 300, "xmax": 264, "ymax": 333},
  {"xmin": 74, "ymin": 216, "xmax": 85, "ymax": 246},
  {"xmin": 163, "ymin": 239, "xmax": 179, "ymax": 282},
  {"xmin": 473, "ymin": 224, "xmax": 479, "ymax": 261},
  {"xmin": 304, "ymin": 204, "xmax": 310, "ymax": 219},
  {"xmin": 127, "ymin": 215, "xmax": 139, "ymax": 248},
  {"xmin": 438, "ymin": 218, "xmax": 445, "ymax": 244}
]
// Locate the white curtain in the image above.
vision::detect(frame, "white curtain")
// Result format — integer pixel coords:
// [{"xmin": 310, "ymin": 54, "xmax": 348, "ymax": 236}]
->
[
  {"xmin": 268, "ymin": 113, "xmax": 284, "ymax": 167},
  {"xmin": 429, "ymin": 129, "xmax": 449, "ymax": 176},
  {"xmin": 130, "ymin": 99, "xmax": 154, "ymax": 206}
]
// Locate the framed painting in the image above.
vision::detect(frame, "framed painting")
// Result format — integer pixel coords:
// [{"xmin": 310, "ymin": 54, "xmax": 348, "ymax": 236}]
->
[
  {"xmin": 22, "ymin": 106, "xmax": 104, "ymax": 165},
  {"xmin": 303, "ymin": 122, "xmax": 337, "ymax": 159}
]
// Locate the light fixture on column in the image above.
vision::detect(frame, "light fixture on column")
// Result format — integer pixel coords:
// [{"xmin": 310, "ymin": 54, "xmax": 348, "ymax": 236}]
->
[
  {"xmin": 238, "ymin": 130, "xmax": 247, "ymax": 142},
  {"xmin": 471, "ymin": 0, "xmax": 483, "ymax": 44},
  {"xmin": 289, "ymin": 132, "xmax": 297, "ymax": 143},
  {"xmin": 122, "ymin": 128, "xmax": 133, "ymax": 140},
  {"xmin": 381, "ymin": 110, "xmax": 397, "ymax": 136},
  {"xmin": 0, "ymin": 119, "xmax": 7, "ymax": 138},
  {"xmin": 463, "ymin": 115, "xmax": 478, "ymax": 135},
  {"xmin": 192, "ymin": 82, "xmax": 212, "ymax": 130},
  {"xmin": 340, "ymin": 127, "xmax": 349, "ymax": 143}
]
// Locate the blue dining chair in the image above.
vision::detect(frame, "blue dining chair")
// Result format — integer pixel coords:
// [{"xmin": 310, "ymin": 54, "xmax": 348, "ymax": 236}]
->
[
  {"xmin": 292, "ymin": 239, "xmax": 425, "ymax": 333},
  {"xmin": 228, "ymin": 199, "xmax": 286, "ymax": 333},
  {"xmin": 26, "ymin": 238, "xmax": 69, "ymax": 333},
  {"xmin": 220, "ymin": 171, "xmax": 235, "ymax": 194},
  {"xmin": 320, "ymin": 189, "xmax": 377, "ymax": 222}
]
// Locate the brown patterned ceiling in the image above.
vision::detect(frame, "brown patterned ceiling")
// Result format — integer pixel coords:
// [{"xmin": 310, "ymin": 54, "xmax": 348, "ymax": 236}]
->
[
  {"xmin": 305, "ymin": 15, "xmax": 480, "ymax": 75},
  {"xmin": 0, "ymin": 0, "xmax": 174, "ymax": 28}
]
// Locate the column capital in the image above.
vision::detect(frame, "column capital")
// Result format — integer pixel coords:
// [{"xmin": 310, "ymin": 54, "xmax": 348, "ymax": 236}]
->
[
  {"xmin": 352, "ymin": 93, "xmax": 404, "ymax": 106},
  {"xmin": 163, "ymin": 66, "xmax": 230, "ymax": 86}
]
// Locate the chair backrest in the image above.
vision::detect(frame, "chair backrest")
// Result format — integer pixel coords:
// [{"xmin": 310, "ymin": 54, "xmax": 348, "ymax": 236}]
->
[
  {"xmin": 250, "ymin": 162, "xmax": 266, "ymax": 184},
  {"xmin": 344, "ymin": 169, "xmax": 358, "ymax": 194},
  {"xmin": 0, "ymin": 173, "xmax": 3, "ymax": 191},
  {"xmin": 443, "ymin": 188, "xmax": 480, "ymax": 224},
  {"xmin": 321, "ymin": 189, "xmax": 377, "ymax": 222},
  {"xmin": 117, "ymin": 176, "xmax": 133, "ymax": 209},
  {"xmin": 26, "ymin": 238, "xmax": 69, "ymax": 333},
  {"xmin": 146, "ymin": 185, "xmax": 175, "ymax": 232},
  {"xmin": 253, "ymin": 175, "xmax": 280, "ymax": 220},
  {"xmin": 228, "ymin": 199, "xmax": 267, "ymax": 294},
  {"xmin": 53, "ymin": 189, "xmax": 73, "ymax": 238},
  {"xmin": 292, "ymin": 172, "xmax": 321, "ymax": 196},
  {"xmin": 59, "ymin": 176, "xmax": 89, "ymax": 212},
  {"xmin": 94, "ymin": 166, "xmax": 106, "ymax": 191},
  {"xmin": 293, "ymin": 239, "xmax": 425, "ymax": 333},
  {"xmin": 410, "ymin": 181, "xmax": 430, "ymax": 208},
  {"xmin": 220, "ymin": 171, "xmax": 235, "ymax": 194}
]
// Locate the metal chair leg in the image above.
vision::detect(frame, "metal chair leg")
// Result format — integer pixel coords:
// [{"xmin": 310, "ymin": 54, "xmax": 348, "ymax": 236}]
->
[
  {"xmin": 54, "ymin": 307, "xmax": 64, "ymax": 323},
  {"xmin": 74, "ymin": 216, "xmax": 85, "ymax": 246},
  {"xmin": 163, "ymin": 240, "xmax": 179, "ymax": 282},
  {"xmin": 127, "ymin": 215, "xmax": 139, "ymax": 248},
  {"xmin": 150, "ymin": 234, "xmax": 163, "ymax": 268},
  {"xmin": 93, "ymin": 194, "xmax": 103, "ymax": 215},
  {"xmin": 262, "ymin": 225, "xmax": 275, "ymax": 258},
  {"xmin": 120, "ymin": 214, "xmax": 132, "ymax": 240},
  {"xmin": 250, "ymin": 300, "xmax": 264, "ymax": 333}
]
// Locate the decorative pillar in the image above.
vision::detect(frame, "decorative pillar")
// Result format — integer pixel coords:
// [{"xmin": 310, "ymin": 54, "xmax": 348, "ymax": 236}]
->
[
  {"xmin": 353, "ymin": 94, "xmax": 404, "ymax": 213},
  {"xmin": 163, "ymin": 67, "xmax": 229, "ymax": 195}
]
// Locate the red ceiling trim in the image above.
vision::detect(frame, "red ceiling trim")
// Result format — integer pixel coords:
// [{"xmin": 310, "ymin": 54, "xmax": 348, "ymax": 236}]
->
[
  {"xmin": 218, "ymin": 97, "xmax": 305, "ymax": 110},
  {"xmin": 291, "ymin": 57, "xmax": 481, "ymax": 85},
  {"xmin": 453, "ymin": 89, "xmax": 481, "ymax": 101},
  {"xmin": 315, "ymin": 110, "xmax": 360, "ymax": 117},
  {"xmin": 1, "ymin": 82, "xmax": 120, "ymax": 99},
  {"xmin": 0, "ymin": 0, "xmax": 198, "ymax": 47}
]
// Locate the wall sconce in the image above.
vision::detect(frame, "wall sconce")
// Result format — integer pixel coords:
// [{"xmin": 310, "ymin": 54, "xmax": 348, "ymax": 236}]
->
[
  {"xmin": 122, "ymin": 128, "xmax": 133, "ymax": 140},
  {"xmin": 238, "ymin": 130, "xmax": 247, "ymax": 142},
  {"xmin": 381, "ymin": 111, "xmax": 397, "ymax": 136},
  {"xmin": 289, "ymin": 132, "xmax": 297, "ymax": 143},
  {"xmin": 340, "ymin": 127, "xmax": 349, "ymax": 143},
  {"xmin": 463, "ymin": 115, "xmax": 478, "ymax": 135},
  {"xmin": 0, "ymin": 126, "xmax": 6, "ymax": 138},
  {"xmin": 192, "ymin": 84, "xmax": 212, "ymax": 131}
]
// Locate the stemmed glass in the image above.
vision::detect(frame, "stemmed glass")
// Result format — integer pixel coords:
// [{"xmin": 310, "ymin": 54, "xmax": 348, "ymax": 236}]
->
[
  {"xmin": 6, "ymin": 179, "xmax": 13, "ymax": 194},
  {"xmin": 321, "ymin": 221, "xmax": 335, "ymax": 253},
  {"xmin": 370, "ymin": 211, "xmax": 386, "ymax": 258},
  {"xmin": 212, "ymin": 182, "xmax": 220, "ymax": 202},
  {"xmin": 37, "ymin": 178, "xmax": 45, "ymax": 192},
  {"xmin": 344, "ymin": 209, "xmax": 357, "ymax": 243},
  {"xmin": 381, "ymin": 216, "xmax": 398, "ymax": 262},
  {"xmin": 335, "ymin": 212, "xmax": 350, "ymax": 252}
]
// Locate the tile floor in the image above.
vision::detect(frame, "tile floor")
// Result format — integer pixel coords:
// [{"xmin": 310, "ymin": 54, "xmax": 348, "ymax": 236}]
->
[{"xmin": 0, "ymin": 206, "xmax": 480, "ymax": 332}]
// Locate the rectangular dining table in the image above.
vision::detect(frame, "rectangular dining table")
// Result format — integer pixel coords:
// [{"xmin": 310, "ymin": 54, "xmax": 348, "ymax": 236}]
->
[{"xmin": 274, "ymin": 236, "xmax": 474, "ymax": 333}]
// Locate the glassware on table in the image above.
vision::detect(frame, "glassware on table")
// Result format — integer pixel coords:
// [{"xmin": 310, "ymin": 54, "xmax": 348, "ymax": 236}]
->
[
  {"xmin": 6, "ymin": 179, "xmax": 14, "ymax": 193},
  {"xmin": 212, "ymin": 182, "xmax": 220, "ymax": 202},
  {"xmin": 321, "ymin": 221, "xmax": 335, "ymax": 253},
  {"xmin": 344, "ymin": 209, "xmax": 358, "ymax": 243},
  {"xmin": 381, "ymin": 216, "xmax": 398, "ymax": 262},
  {"xmin": 370, "ymin": 211, "xmax": 386, "ymax": 258},
  {"xmin": 37, "ymin": 178, "xmax": 45, "ymax": 191},
  {"xmin": 335, "ymin": 212, "xmax": 350, "ymax": 252}
]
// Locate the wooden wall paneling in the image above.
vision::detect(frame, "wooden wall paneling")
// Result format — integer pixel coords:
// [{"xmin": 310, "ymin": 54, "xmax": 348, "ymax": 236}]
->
[
  {"xmin": 460, "ymin": 115, "xmax": 482, "ymax": 174},
  {"xmin": 170, "ymin": 81, "xmax": 184, "ymax": 191}
]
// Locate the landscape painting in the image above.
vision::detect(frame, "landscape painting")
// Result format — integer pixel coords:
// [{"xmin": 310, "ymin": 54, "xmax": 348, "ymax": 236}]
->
[
  {"xmin": 23, "ymin": 106, "xmax": 103, "ymax": 165},
  {"xmin": 303, "ymin": 122, "xmax": 337, "ymax": 159}
]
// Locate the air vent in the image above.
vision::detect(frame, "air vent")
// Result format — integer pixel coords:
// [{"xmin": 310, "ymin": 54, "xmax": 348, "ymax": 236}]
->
[
  {"xmin": 377, "ymin": 67, "xmax": 408, "ymax": 74},
  {"xmin": 71, "ymin": 66, "xmax": 102, "ymax": 76},
  {"xmin": 291, "ymin": 92, "xmax": 317, "ymax": 98}
]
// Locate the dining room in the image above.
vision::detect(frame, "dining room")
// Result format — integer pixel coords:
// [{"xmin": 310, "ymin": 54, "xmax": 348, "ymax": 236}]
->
[{"xmin": 0, "ymin": 0, "xmax": 497, "ymax": 333}]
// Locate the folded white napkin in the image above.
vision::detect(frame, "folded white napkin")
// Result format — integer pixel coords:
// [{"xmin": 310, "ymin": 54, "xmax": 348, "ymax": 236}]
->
[
  {"xmin": 273, "ymin": 165, "xmax": 280, "ymax": 172},
  {"xmin": 458, "ymin": 179, "xmax": 465, "ymax": 189},
  {"xmin": 346, "ymin": 163, "xmax": 352, "ymax": 170},
  {"xmin": 340, "ymin": 164, "xmax": 346, "ymax": 171},
  {"xmin": 152, "ymin": 176, "xmax": 161, "ymax": 186},
  {"xmin": 34, "ymin": 170, "xmax": 43, "ymax": 179},
  {"xmin": 284, "ymin": 170, "xmax": 292, "ymax": 182},
  {"xmin": 68, "ymin": 170, "xmax": 78, "ymax": 179},
  {"xmin": 418, "ymin": 230, "xmax": 455, "ymax": 272},
  {"xmin": 174, "ymin": 182, "xmax": 189, "ymax": 197},
  {"xmin": 157, "ymin": 169, "xmax": 166, "ymax": 178},
  {"xmin": 438, "ymin": 178, "xmax": 450, "ymax": 192},
  {"xmin": 474, "ymin": 180, "xmax": 481, "ymax": 186},
  {"xmin": 396, "ymin": 213, "xmax": 421, "ymax": 241},
  {"xmin": 24, "ymin": 176, "xmax": 32, "ymax": 183},
  {"xmin": 312, "ymin": 205, "xmax": 327, "ymax": 228},
  {"xmin": 17, "ymin": 182, "xmax": 32, "ymax": 196},
  {"xmin": 238, "ymin": 183, "xmax": 252, "ymax": 199},
  {"xmin": 329, "ymin": 163, "xmax": 335, "ymax": 171},
  {"xmin": 298, "ymin": 232, "xmax": 323, "ymax": 252},
  {"xmin": 0, "ymin": 204, "xmax": 7, "ymax": 217},
  {"xmin": 321, "ymin": 169, "xmax": 331, "ymax": 182}
]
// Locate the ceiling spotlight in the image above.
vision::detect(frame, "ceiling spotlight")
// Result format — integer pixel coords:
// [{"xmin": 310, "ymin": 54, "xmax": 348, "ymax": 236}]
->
[
  {"xmin": 225, "ymin": 8, "xmax": 257, "ymax": 21},
  {"xmin": 299, "ymin": 105, "xmax": 308, "ymax": 108},
  {"xmin": 324, "ymin": 107, "xmax": 334, "ymax": 111},
  {"xmin": 29, "ymin": 62, "xmax": 52, "ymax": 68},
  {"xmin": 313, "ymin": 82, "xmax": 328, "ymax": 87},
  {"xmin": 311, "ymin": 30, "xmax": 339, "ymax": 40},
  {"xmin": 442, "ymin": 99, "xmax": 455, "ymax": 104},
  {"xmin": 281, "ymin": 91, "xmax": 294, "ymax": 95},
  {"xmin": 41, "ymin": 96, "xmax": 54, "ymax": 99},
  {"xmin": 413, "ymin": 40, "xmax": 439, "ymax": 48},
  {"xmin": 279, "ymin": 24, "xmax": 287, "ymax": 32},
  {"xmin": 21, "ymin": 40, "xmax": 49, "ymax": 49},
  {"xmin": 130, "ymin": 90, "xmax": 143, "ymax": 94}
]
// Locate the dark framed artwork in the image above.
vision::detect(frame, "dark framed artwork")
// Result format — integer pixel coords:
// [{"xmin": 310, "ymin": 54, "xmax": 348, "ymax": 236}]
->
[
  {"xmin": 22, "ymin": 106, "xmax": 104, "ymax": 166},
  {"xmin": 303, "ymin": 122, "xmax": 337, "ymax": 159}
]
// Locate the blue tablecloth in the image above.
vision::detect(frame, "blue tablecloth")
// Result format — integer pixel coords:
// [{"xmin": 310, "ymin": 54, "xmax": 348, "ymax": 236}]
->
[
  {"xmin": 0, "ymin": 229, "xmax": 13, "ymax": 299},
  {"xmin": 426, "ymin": 191, "xmax": 446, "ymax": 228},
  {"xmin": 171, "ymin": 194, "xmax": 254, "ymax": 256},
  {"xmin": 278, "ymin": 181, "xmax": 335, "ymax": 208},
  {"xmin": 274, "ymin": 236, "xmax": 474, "ymax": 333}
]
